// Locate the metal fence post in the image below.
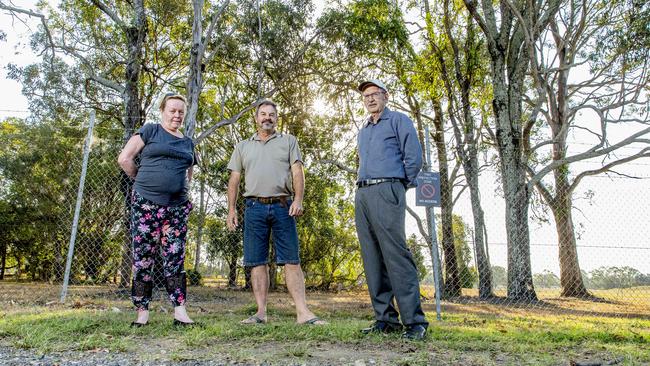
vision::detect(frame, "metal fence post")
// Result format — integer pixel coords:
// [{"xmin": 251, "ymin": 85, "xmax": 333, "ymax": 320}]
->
[
  {"xmin": 60, "ymin": 110, "xmax": 96, "ymax": 303},
  {"xmin": 424, "ymin": 125, "xmax": 442, "ymax": 321}
]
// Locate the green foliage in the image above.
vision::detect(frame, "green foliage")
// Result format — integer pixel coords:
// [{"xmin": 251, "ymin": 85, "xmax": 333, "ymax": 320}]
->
[
  {"xmin": 320, "ymin": 0, "xmax": 409, "ymax": 50},
  {"xmin": 186, "ymin": 269, "xmax": 203, "ymax": 286},
  {"xmin": 533, "ymin": 270, "xmax": 561, "ymax": 289},
  {"xmin": 586, "ymin": 266, "xmax": 650, "ymax": 290},
  {"xmin": 0, "ymin": 117, "xmax": 124, "ymax": 282},
  {"xmin": 1, "ymin": 118, "xmax": 80, "ymax": 280},
  {"xmin": 205, "ymin": 210, "xmax": 243, "ymax": 286},
  {"xmin": 7, "ymin": 0, "xmax": 645, "ymax": 300},
  {"xmin": 297, "ymin": 170, "xmax": 362, "ymax": 289},
  {"xmin": 593, "ymin": 0, "xmax": 650, "ymax": 69},
  {"xmin": 437, "ymin": 214, "xmax": 477, "ymax": 289},
  {"xmin": 406, "ymin": 234, "xmax": 428, "ymax": 281}
]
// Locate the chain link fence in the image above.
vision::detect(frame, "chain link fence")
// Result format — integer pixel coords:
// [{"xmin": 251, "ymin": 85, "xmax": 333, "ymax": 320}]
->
[{"xmin": 1, "ymin": 120, "xmax": 648, "ymax": 319}]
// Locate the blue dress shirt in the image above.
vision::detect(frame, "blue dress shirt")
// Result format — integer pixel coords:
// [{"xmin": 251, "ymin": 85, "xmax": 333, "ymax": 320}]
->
[{"xmin": 357, "ymin": 107, "xmax": 423, "ymax": 187}]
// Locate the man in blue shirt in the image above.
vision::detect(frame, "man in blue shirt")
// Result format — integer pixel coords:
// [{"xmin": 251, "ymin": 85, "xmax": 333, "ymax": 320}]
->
[{"xmin": 355, "ymin": 79, "xmax": 429, "ymax": 340}]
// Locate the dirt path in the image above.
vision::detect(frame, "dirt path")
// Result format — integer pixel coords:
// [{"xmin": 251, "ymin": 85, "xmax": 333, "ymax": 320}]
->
[{"xmin": 0, "ymin": 341, "xmax": 430, "ymax": 366}]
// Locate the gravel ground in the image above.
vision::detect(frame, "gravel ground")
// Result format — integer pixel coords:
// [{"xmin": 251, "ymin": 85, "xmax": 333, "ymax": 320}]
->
[
  {"xmin": 0, "ymin": 345, "xmax": 393, "ymax": 366},
  {"xmin": 0, "ymin": 346, "xmax": 264, "ymax": 366},
  {"xmin": 0, "ymin": 343, "xmax": 630, "ymax": 366}
]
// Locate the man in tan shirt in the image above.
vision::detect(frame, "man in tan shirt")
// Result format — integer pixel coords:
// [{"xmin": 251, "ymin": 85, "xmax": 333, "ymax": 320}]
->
[{"xmin": 226, "ymin": 100, "xmax": 326, "ymax": 325}]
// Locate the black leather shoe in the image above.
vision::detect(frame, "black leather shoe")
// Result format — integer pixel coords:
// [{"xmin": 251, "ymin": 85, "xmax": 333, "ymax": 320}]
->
[
  {"xmin": 360, "ymin": 321, "xmax": 402, "ymax": 334},
  {"xmin": 402, "ymin": 324, "xmax": 427, "ymax": 340}
]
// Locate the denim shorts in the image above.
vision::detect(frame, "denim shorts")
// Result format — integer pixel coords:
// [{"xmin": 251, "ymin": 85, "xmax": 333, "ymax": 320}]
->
[{"xmin": 243, "ymin": 198, "xmax": 300, "ymax": 267}]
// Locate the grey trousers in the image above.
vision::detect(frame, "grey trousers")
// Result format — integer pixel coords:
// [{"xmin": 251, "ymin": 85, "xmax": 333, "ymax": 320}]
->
[{"xmin": 355, "ymin": 181, "xmax": 428, "ymax": 327}]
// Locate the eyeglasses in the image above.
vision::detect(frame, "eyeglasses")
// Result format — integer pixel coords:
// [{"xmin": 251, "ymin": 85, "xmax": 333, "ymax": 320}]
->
[{"xmin": 362, "ymin": 91, "xmax": 386, "ymax": 100}]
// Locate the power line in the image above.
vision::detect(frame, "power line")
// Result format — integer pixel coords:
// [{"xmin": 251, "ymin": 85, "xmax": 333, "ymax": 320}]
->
[{"xmin": 485, "ymin": 242, "xmax": 650, "ymax": 250}]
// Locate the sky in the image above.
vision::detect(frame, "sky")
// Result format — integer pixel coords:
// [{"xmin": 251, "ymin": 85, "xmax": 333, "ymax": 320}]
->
[
  {"xmin": 2, "ymin": 1, "xmax": 649, "ymax": 276},
  {"xmin": 0, "ymin": 1, "xmax": 38, "ymax": 120}
]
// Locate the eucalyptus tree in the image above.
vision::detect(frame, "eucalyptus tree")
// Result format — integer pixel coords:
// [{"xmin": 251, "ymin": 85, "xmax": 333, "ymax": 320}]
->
[
  {"xmin": 181, "ymin": 0, "xmax": 233, "ymax": 270},
  {"xmin": 417, "ymin": 0, "xmax": 494, "ymax": 298},
  {"xmin": 524, "ymin": 0, "xmax": 650, "ymax": 297},
  {"xmin": 192, "ymin": 0, "xmax": 330, "ymax": 145},
  {"xmin": 185, "ymin": 0, "xmax": 231, "ymax": 140},
  {"xmin": 462, "ymin": 0, "xmax": 563, "ymax": 301},
  {"xmin": 0, "ymin": 0, "xmax": 152, "ymax": 138}
]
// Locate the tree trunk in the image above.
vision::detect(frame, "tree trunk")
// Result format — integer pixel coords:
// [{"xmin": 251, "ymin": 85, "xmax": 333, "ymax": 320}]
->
[
  {"xmin": 227, "ymin": 255, "xmax": 238, "ymax": 288},
  {"xmin": 492, "ymin": 44, "xmax": 537, "ymax": 302},
  {"xmin": 462, "ymin": 0, "xmax": 563, "ymax": 303},
  {"xmin": 546, "ymin": 26, "xmax": 590, "ymax": 298},
  {"xmin": 493, "ymin": 84, "xmax": 536, "ymax": 300},
  {"xmin": 440, "ymin": 14, "xmax": 493, "ymax": 298},
  {"xmin": 552, "ymin": 169, "xmax": 590, "ymax": 297},
  {"xmin": 0, "ymin": 243, "xmax": 6, "ymax": 280},
  {"xmin": 457, "ymin": 71, "xmax": 493, "ymax": 298},
  {"xmin": 466, "ymin": 161, "xmax": 493, "ymax": 298},
  {"xmin": 185, "ymin": 0, "xmax": 204, "ymax": 140},
  {"xmin": 501, "ymin": 155, "xmax": 536, "ymax": 301},
  {"xmin": 194, "ymin": 179, "xmax": 206, "ymax": 270},
  {"xmin": 432, "ymin": 99, "xmax": 461, "ymax": 298},
  {"xmin": 457, "ymin": 79, "xmax": 492, "ymax": 298},
  {"xmin": 119, "ymin": 0, "xmax": 147, "ymax": 289}
]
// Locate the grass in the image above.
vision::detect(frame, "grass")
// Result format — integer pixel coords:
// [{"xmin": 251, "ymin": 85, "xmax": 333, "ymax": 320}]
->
[{"xmin": 0, "ymin": 284, "xmax": 649, "ymax": 365}]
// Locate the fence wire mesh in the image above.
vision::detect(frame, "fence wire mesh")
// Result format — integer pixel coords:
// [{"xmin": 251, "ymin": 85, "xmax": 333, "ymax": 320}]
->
[{"xmin": 1, "ymin": 124, "xmax": 648, "ymax": 319}]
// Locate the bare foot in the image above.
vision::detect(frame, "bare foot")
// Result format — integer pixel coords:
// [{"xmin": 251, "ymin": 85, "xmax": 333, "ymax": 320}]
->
[{"xmin": 297, "ymin": 313, "xmax": 328, "ymax": 325}]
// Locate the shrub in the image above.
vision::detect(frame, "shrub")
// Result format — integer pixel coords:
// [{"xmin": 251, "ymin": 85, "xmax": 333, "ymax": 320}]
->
[{"xmin": 186, "ymin": 269, "xmax": 202, "ymax": 286}]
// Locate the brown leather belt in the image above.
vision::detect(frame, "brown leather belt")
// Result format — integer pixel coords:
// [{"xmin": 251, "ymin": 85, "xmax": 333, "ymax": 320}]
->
[{"xmin": 248, "ymin": 196, "xmax": 288, "ymax": 205}]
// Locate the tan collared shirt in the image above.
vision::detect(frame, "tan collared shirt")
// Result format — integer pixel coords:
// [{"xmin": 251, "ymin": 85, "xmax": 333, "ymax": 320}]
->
[{"xmin": 227, "ymin": 132, "xmax": 302, "ymax": 197}]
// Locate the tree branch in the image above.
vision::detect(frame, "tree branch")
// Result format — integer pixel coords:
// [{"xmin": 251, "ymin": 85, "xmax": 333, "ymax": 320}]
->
[
  {"xmin": 203, "ymin": 0, "xmax": 231, "ymax": 56},
  {"xmin": 407, "ymin": 205, "xmax": 431, "ymax": 242},
  {"xmin": 528, "ymin": 126, "xmax": 650, "ymax": 188},
  {"xmin": 89, "ymin": 0, "xmax": 126, "ymax": 29},
  {"xmin": 194, "ymin": 20, "xmax": 333, "ymax": 144},
  {"xmin": 0, "ymin": 1, "xmax": 55, "ymax": 60},
  {"xmin": 317, "ymin": 159, "xmax": 356, "ymax": 174},
  {"xmin": 569, "ymin": 149, "xmax": 650, "ymax": 193}
]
